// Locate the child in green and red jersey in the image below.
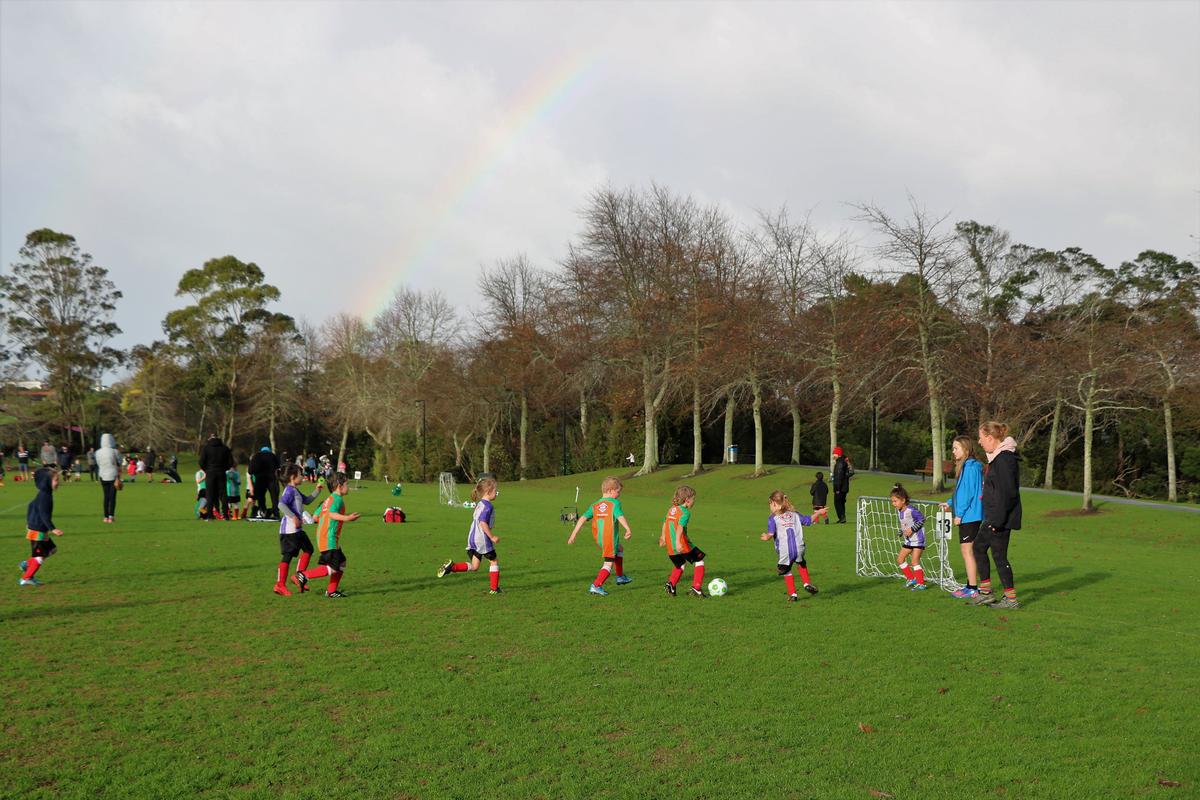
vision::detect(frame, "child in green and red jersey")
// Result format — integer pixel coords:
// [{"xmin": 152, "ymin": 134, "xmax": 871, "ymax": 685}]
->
[
  {"xmin": 295, "ymin": 472, "xmax": 360, "ymax": 598},
  {"xmin": 19, "ymin": 467, "xmax": 63, "ymax": 586},
  {"xmin": 660, "ymin": 484, "xmax": 706, "ymax": 597},
  {"xmin": 567, "ymin": 476, "xmax": 633, "ymax": 596}
]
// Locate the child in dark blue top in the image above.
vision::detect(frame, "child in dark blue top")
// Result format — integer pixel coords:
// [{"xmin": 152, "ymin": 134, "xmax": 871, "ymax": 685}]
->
[{"xmin": 20, "ymin": 467, "xmax": 63, "ymax": 586}]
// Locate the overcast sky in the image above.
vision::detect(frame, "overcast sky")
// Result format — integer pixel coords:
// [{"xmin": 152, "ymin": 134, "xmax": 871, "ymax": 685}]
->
[{"xmin": 2, "ymin": 0, "xmax": 1198, "ymax": 362}]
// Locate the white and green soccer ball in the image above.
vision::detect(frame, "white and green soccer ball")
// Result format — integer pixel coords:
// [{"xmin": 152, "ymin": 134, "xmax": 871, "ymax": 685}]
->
[{"xmin": 707, "ymin": 578, "xmax": 728, "ymax": 597}]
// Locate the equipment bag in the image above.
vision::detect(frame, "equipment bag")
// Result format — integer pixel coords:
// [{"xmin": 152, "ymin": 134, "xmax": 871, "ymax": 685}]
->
[{"xmin": 383, "ymin": 507, "xmax": 406, "ymax": 523}]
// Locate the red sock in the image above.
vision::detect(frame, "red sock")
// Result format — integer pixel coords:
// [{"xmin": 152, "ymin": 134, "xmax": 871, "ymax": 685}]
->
[
  {"xmin": 614, "ymin": 557, "xmax": 624, "ymax": 577},
  {"xmin": 276, "ymin": 562, "xmax": 288, "ymax": 585},
  {"xmin": 305, "ymin": 565, "xmax": 331, "ymax": 580},
  {"xmin": 328, "ymin": 571, "xmax": 342, "ymax": 592},
  {"xmin": 692, "ymin": 564, "xmax": 705, "ymax": 590},
  {"xmin": 798, "ymin": 565, "xmax": 810, "ymax": 585},
  {"xmin": 297, "ymin": 552, "xmax": 311, "ymax": 573},
  {"xmin": 489, "ymin": 567, "xmax": 499, "ymax": 591},
  {"xmin": 451, "ymin": 562, "xmax": 470, "ymax": 573},
  {"xmin": 22, "ymin": 558, "xmax": 42, "ymax": 580},
  {"xmin": 668, "ymin": 567, "xmax": 683, "ymax": 586},
  {"xmin": 784, "ymin": 574, "xmax": 796, "ymax": 595},
  {"xmin": 594, "ymin": 568, "xmax": 611, "ymax": 587},
  {"xmin": 901, "ymin": 564, "xmax": 915, "ymax": 581},
  {"xmin": 915, "ymin": 566, "xmax": 925, "ymax": 586},
  {"xmin": 980, "ymin": 579, "xmax": 992, "ymax": 593}
]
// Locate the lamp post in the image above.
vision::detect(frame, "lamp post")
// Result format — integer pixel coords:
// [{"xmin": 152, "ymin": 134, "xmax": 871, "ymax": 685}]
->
[{"xmin": 416, "ymin": 399, "xmax": 426, "ymax": 483}]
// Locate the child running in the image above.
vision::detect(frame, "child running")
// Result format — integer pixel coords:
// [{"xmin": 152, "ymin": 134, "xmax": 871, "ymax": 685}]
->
[
  {"xmin": 274, "ymin": 465, "xmax": 323, "ymax": 596},
  {"xmin": 660, "ymin": 485, "xmax": 706, "ymax": 597},
  {"xmin": 436, "ymin": 477, "xmax": 502, "ymax": 594},
  {"xmin": 567, "ymin": 476, "xmax": 633, "ymax": 596},
  {"xmin": 891, "ymin": 483, "xmax": 928, "ymax": 591},
  {"xmin": 760, "ymin": 490, "xmax": 826, "ymax": 601},
  {"xmin": 295, "ymin": 472, "xmax": 360, "ymax": 598},
  {"xmin": 18, "ymin": 467, "xmax": 64, "ymax": 586}
]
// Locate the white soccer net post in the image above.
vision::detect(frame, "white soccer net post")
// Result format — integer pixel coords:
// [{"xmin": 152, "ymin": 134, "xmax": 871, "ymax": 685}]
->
[
  {"xmin": 855, "ymin": 496, "xmax": 958, "ymax": 592},
  {"xmin": 438, "ymin": 472, "xmax": 459, "ymax": 506}
]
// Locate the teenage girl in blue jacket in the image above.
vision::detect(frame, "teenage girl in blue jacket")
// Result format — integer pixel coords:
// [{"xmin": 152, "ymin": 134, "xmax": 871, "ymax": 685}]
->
[{"xmin": 942, "ymin": 435, "xmax": 983, "ymax": 598}]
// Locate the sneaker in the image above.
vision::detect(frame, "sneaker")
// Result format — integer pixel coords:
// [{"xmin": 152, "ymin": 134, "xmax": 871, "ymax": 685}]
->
[
  {"xmin": 489, "ymin": 588, "xmax": 503, "ymax": 595},
  {"xmin": 294, "ymin": 571, "xmax": 309, "ymax": 591},
  {"xmin": 952, "ymin": 586, "xmax": 979, "ymax": 599},
  {"xmin": 992, "ymin": 596, "xmax": 1020, "ymax": 610},
  {"xmin": 803, "ymin": 583, "xmax": 819, "ymax": 595},
  {"xmin": 690, "ymin": 587, "xmax": 705, "ymax": 598},
  {"xmin": 325, "ymin": 591, "xmax": 346, "ymax": 598},
  {"xmin": 788, "ymin": 593, "xmax": 799, "ymax": 602},
  {"xmin": 18, "ymin": 560, "xmax": 26, "ymax": 572},
  {"xmin": 615, "ymin": 575, "xmax": 633, "ymax": 585},
  {"xmin": 588, "ymin": 584, "xmax": 609, "ymax": 597},
  {"xmin": 904, "ymin": 578, "xmax": 917, "ymax": 588},
  {"xmin": 18, "ymin": 577, "xmax": 41, "ymax": 586},
  {"xmin": 273, "ymin": 583, "xmax": 293, "ymax": 597},
  {"xmin": 968, "ymin": 592, "xmax": 998, "ymax": 605},
  {"xmin": 665, "ymin": 581, "xmax": 677, "ymax": 597},
  {"xmin": 911, "ymin": 583, "xmax": 928, "ymax": 591},
  {"xmin": 437, "ymin": 560, "xmax": 453, "ymax": 578}
]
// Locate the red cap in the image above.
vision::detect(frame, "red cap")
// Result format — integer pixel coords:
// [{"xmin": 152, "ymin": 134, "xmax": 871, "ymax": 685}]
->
[{"xmin": 832, "ymin": 446, "xmax": 844, "ymax": 456}]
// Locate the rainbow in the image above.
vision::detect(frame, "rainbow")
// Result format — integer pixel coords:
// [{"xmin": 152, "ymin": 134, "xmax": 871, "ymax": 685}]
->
[{"xmin": 356, "ymin": 50, "xmax": 600, "ymax": 319}]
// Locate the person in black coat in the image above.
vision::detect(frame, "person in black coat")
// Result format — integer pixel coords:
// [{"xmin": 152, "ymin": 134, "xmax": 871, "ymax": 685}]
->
[
  {"xmin": 248, "ymin": 446, "xmax": 281, "ymax": 519},
  {"xmin": 198, "ymin": 434, "xmax": 233, "ymax": 521},
  {"xmin": 971, "ymin": 421, "xmax": 1023, "ymax": 609},
  {"xmin": 831, "ymin": 446, "xmax": 853, "ymax": 524}
]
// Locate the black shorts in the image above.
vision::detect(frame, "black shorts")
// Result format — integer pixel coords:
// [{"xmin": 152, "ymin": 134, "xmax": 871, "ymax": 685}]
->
[
  {"xmin": 318, "ymin": 548, "xmax": 347, "ymax": 572},
  {"xmin": 668, "ymin": 547, "xmax": 705, "ymax": 568},
  {"xmin": 777, "ymin": 559, "xmax": 807, "ymax": 575},
  {"xmin": 227, "ymin": 491, "xmax": 240, "ymax": 502},
  {"xmin": 280, "ymin": 531, "xmax": 315, "ymax": 559},
  {"xmin": 900, "ymin": 544, "xmax": 926, "ymax": 551},
  {"xmin": 467, "ymin": 548, "xmax": 498, "ymax": 562},
  {"xmin": 958, "ymin": 521, "xmax": 981, "ymax": 545},
  {"xmin": 30, "ymin": 539, "xmax": 57, "ymax": 559}
]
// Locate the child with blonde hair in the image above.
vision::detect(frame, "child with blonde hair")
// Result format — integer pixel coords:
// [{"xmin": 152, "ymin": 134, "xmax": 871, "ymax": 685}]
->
[
  {"xmin": 438, "ymin": 477, "xmax": 503, "ymax": 594},
  {"xmin": 568, "ymin": 476, "xmax": 633, "ymax": 596},
  {"xmin": 660, "ymin": 485, "xmax": 707, "ymax": 597},
  {"xmin": 760, "ymin": 490, "xmax": 826, "ymax": 601}
]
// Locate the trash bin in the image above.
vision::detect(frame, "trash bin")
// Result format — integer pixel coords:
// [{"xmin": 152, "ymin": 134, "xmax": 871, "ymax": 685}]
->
[{"xmin": 728, "ymin": 445, "xmax": 738, "ymax": 464}]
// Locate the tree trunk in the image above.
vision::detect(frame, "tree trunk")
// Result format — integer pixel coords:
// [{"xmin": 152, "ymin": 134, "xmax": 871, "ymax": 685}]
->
[
  {"xmin": 869, "ymin": 397, "xmax": 878, "ymax": 471},
  {"xmin": 692, "ymin": 377, "xmax": 703, "ymax": 475},
  {"xmin": 196, "ymin": 401, "xmax": 208, "ymax": 449},
  {"xmin": 1082, "ymin": 388, "xmax": 1095, "ymax": 511},
  {"xmin": 1044, "ymin": 396, "xmax": 1062, "ymax": 490},
  {"xmin": 636, "ymin": 357, "xmax": 660, "ymax": 476},
  {"xmin": 789, "ymin": 399, "xmax": 801, "ymax": 465},
  {"xmin": 1164, "ymin": 399, "xmax": 1177, "ymax": 503},
  {"xmin": 579, "ymin": 390, "xmax": 588, "ymax": 442},
  {"xmin": 483, "ymin": 418, "xmax": 496, "ymax": 474},
  {"xmin": 928, "ymin": 390, "xmax": 945, "ymax": 492},
  {"xmin": 751, "ymin": 373, "xmax": 765, "ymax": 477},
  {"xmin": 519, "ymin": 392, "xmax": 528, "ymax": 480},
  {"xmin": 336, "ymin": 418, "xmax": 349, "ymax": 470},
  {"xmin": 78, "ymin": 398, "xmax": 88, "ymax": 452},
  {"xmin": 268, "ymin": 402, "xmax": 277, "ymax": 453},
  {"xmin": 723, "ymin": 392, "xmax": 735, "ymax": 463},
  {"xmin": 829, "ymin": 375, "xmax": 842, "ymax": 473}
]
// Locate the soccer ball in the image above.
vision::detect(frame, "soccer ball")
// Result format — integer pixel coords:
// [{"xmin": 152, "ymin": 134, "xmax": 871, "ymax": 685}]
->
[
  {"xmin": 707, "ymin": 578, "xmax": 728, "ymax": 597},
  {"xmin": 301, "ymin": 511, "xmax": 314, "ymax": 525}
]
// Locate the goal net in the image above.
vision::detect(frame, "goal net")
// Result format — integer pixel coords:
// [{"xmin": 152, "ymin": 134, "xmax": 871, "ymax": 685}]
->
[
  {"xmin": 855, "ymin": 496, "xmax": 959, "ymax": 592},
  {"xmin": 438, "ymin": 472, "xmax": 459, "ymax": 506}
]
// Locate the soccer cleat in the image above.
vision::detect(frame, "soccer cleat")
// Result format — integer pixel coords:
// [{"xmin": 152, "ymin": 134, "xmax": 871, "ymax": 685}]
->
[
  {"xmin": 325, "ymin": 591, "xmax": 346, "ymax": 598},
  {"xmin": 952, "ymin": 586, "xmax": 979, "ymax": 599},
  {"xmin": 588, "ymin": 584, "xmax": 609, "ymax": 597},
  {"xmin": 273, "ymin": 584, "xmax": 293, "ymax": 597},
  {"xmin": 488, "ymin": 588, "xmax": 503, "ymax": 595},
  {"xmin": 18, "ymin": 561, "xmax": 27, "ymax": 572},
  {"xmin": 991, "ymin": 596, "xmax": 1020, "ymax": 610},
  {"xmin": 615, "ymin": 575, "xmax": 633, "ymax": 585},
  {"xmin": 665, "ymin": 581, "xmax": 677, "ymax": 597},
  {"xmin": 968, "ymin": 592, "xmax": 998, "ymax": 605},
  {"xmin": 689, "ymin": 587, "xmax": 705, "ymax": 598},
  {"xmin": 788, "ymin": 593, "xmax": 799, "ymax": 602},
  {"xmin": 911, "ymin": 583, "xmax": 928, "ymax": 591},
  {"xmin": 294, "ymin": 571, "xmax": 309, "ymax": 591},
  {"xmin": 437, "ymin": 560, "xmax": 453, "ymax": 578},
  {"xmin": 803, "ymin": 583, "xmax": 819, "ymax": 595},
  {"xmin": 904, "ymin": 578, "xmax": 917, "ymax": 588},
  {"xmin": 19, "ymin": 577, "xmax": 42, "ymax": 586}
]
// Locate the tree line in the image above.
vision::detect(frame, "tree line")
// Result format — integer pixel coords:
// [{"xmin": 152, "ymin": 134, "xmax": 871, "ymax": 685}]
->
[{"xmin": 2, "ymin": 186, "xmax": 1198, "ymax": 509}]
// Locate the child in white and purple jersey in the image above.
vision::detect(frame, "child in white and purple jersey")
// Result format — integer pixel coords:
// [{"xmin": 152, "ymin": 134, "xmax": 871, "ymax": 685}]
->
[
  {"xmin": 437, "ymin": 477, "xmax": 501, "ymax": 594},
  {"xmin": 274, "ymin": 464, "xmax": 323, "ymax": 596},
  {"xmin": 760, "ymin": 490, "xmax": 827, "ymax": 601},
  {"xmin": 890, "ymin": 483, "xmax": 928, "ymax": 591}
]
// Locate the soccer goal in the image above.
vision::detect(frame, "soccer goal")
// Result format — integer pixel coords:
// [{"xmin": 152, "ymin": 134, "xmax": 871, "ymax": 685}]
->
[
  {"xmin": 855, "ymin": 496, "xmax": 959, "ymax": 592},
  {"xmin": 438, "ymin": 472, "xmax": 459, "ymax": 506}
]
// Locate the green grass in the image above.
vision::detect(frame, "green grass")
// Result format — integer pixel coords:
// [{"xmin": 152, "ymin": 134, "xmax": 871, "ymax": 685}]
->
[{"xmin": 1, "ymin": 465, "xmax": 1196, "ymax": 799}]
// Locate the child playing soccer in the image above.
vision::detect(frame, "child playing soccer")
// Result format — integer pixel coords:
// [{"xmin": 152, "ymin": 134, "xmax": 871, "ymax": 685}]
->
[
  {"xmin": 810, "ymin": 471, "xmax": 829, "ymax": 524},
  {"xmin": 274, "ymin": 465, "xmax": 323, "ymax": 596},
  {"xmin": 660, "ymin": 485, "xmax": 706, "ymax": 597},
  {"xmin": 567, "ymin": 476, "xmax": 633, "ymax": 596},
  {"xmin": 295, "ymin": 472, "xmax": 360, "ymax": 598},
  {"xmin": 760, "ymin": 490, "xmax": 826, "ymax": 601},
  {"xmin": 18, "ymin": 467, "xmax": 64, "ymax": 586},
  {"xmin": 224, "ymin": 461, "xmax": 242, "ymax": 521},
  {"xmin": 890, "ymin": 483, "xmax": 928, "ymax": 591},
  {"xmin": 436, "ymin": 476, "xmax": 503, "ymax": 594}
]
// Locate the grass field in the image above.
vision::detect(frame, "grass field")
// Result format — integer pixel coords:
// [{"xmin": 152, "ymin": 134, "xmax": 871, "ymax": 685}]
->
[{"xmin": 1, "ymin": 464, "xmax": 1196, "ymax": 799}]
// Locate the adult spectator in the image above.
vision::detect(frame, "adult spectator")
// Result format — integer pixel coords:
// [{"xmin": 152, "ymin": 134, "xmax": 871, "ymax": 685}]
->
[
  {"xmin": 248, "ymin": 445, "xmax": 281, "ymax": 519},
  {"xmin": 305, "ymin": 453, "xmax": 317, "ymax": 481},
  {"xmin": 145, "ymin": 448, "xmax": 157, "ymax": 480},
  {"xmin": 970, "ymin": 421, "xmax": 1023, "ymax": 610},
  {"xmin": 40, "ymin": 440, "xmax": 56, "ymax": 466},
  {"xmin": 831, "ymin": 446, "xmax": 854, "ymax": 524},
  {"xmin": 198, "ymin": 434, "xmax": 233, "ymax": 521},
  {"xmin": 87, "ymin": 447, "xmax": 97, "ymax": 481},
  {"xmin": 95, "ymin": 433, "xmax": 121, "ymax": 523}
]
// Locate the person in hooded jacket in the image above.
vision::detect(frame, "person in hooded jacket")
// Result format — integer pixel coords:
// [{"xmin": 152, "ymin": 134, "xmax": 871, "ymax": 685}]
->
[
  {"xmin": 969, "ymin": 421, "xmax": 1023, "ymax": 610},
  {"xmin": 198, "ymin": 434, "xmax": 234, "ymax": 521},
  {"xmin": 19, "ymin": 466, "xmax": 63, "ymax": 585},
  {"xmin": 95, "ymin": 433, "xmax": 122, "ymax": 523},
  {"xmin": 248, "ymin": 446, "xmax": 281, "ymax": 519}
]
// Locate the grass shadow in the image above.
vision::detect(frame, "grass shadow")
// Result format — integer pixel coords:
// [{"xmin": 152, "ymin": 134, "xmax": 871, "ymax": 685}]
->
[
  {"xmin": 1021, "ymin": 570, "xmax": 1111, "ymax": 605},
  {"xmin": 0, "ymin": 595, "xmax": 192, "ymax": 622}
]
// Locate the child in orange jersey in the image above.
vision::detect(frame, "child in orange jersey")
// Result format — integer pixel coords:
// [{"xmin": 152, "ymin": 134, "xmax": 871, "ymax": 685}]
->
[
  {"xmin": 660, "ymin": 485, "xmax": 707, "ymax": 597},
  {"xmin": 295, "ymin": 472, "xmax": 360, "ymax": 598},
  {"xmin": 567, "ymin": 476, "xmax": 633, "ymax": 596}
]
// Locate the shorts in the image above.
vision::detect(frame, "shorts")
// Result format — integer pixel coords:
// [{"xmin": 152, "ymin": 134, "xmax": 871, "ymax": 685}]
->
[
  {"xmin": 596, "ymin": 532, "xmax": 624, "ymax": 561},
  {"xmin": 227, "ymin": 491, "xmax": 240, "ymax": 502},
  {"xmin": 668, "ymin": 547, "xmax": 705, "ymax": 568},
  {"xmin": 280, "ymin": 531, "xmax": 315, "ymax": 559},
  {"xmin": 900, "ymin": 543, "xmax": 926, "ymax": 551},
  {"xmin": 776, "ymin": 557, "xmax": 807, "ymax": 575},
  {"xmin": 467, "ymin": 548, "xmax": 498, "ymax": 562},
  {"xmin": 318, "ymin": 548, "xmax": 347, "ymax": 572},
  {"xmin": 958, "ymin": 521, "xmax": 980, "ymax": 545},
  {"xmin": 30, "ymin": 539, "xmax": 57, "ymax": 559}
]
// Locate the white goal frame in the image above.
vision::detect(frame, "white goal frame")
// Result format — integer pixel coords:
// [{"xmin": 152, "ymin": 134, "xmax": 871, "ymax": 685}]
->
[
  {"xmin": 855, "ymin": 495, "xmax": 958, "ymax": 592},
  {"xmin": 438, "ymin": 472, "xmax": 459, "ymax": 506}
]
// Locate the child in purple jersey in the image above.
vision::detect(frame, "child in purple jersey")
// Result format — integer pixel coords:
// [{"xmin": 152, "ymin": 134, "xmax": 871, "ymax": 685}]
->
[
  {"xmin": 890, "ymin": 483, "xmax": 928, "ymax": 591},
  {"xmin": 273, "ymin": 465, "xmax": 323, "ymax": 596},
  {"xmin": 760, "ymin": 490, "xmax": 827, "ymax": 601},
  {"xmin": 437, "ymin": 477, "xmax": 502, "ymax": 594}
]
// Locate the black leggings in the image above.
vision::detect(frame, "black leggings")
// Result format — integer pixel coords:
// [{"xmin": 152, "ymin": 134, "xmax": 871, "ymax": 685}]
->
[
  {"xmin": 253, "ymin": 474, "xmax": 278, "ymax": 517},
  {"xmin": 101, "ymin": 480, "xmax": 117, "ymax": 518},
  {"xmin": 973, "ymin": 525, "xmax": 1014, "ymax": 590},
  {"xmin": 833, "ymin": 491, "xmax": 848, "ymax": 521}
]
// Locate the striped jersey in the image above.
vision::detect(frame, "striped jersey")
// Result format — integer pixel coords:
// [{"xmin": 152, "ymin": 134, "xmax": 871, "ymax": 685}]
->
[
  {"xmin": 316, "ymin": 493, "xmax": 347, "ymax": 551},
  {"xmin": 767, "ymin": 511, "xmax": 816, "ymax": 562},
  {"xmin": 467, "ymin": 498, "xmax": 496, "ymax": 554},
  {"xmin": 662, "ymin": 504, "xmax": 693, "ymax": 555},
  {"xmin": 898, "ymin": 506, "xmax": 926, "ymax": 548},
  {"xmin": 583, "ymin": 497, "xmax": 624, "ymax": 543},
  {"xmin": 279, "ymin": 484, "xmax": 317, "ymax": 535}
]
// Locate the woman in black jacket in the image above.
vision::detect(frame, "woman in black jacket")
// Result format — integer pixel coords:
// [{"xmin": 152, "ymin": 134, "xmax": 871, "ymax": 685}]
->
[{"xmin": 970, "ymin": 421, "xmax": 1022, "ymax": 609}]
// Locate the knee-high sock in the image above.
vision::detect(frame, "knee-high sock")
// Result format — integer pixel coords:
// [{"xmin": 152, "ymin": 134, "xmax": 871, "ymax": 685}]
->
[
  {"xmin": 784, "ymin": 573, "xmax": 796, "ymax": 595},
  {"xmin": 304, "ymin": 565, "xmax": 332, "ymax": 580},
  {"xmin": 692, "ymin": 562, "xmax": 705, "ymax": 590},
  {"xmin": 297, "ymin": 552, "xmax": 311, "ymax": 573},
  {"xmin": 901, "ymin": 563, "xmax": 915, "ymax": 581},
  {"xmin": 276, "ymin": 561, "xmax": 289, "ymax": 585},
  {"xmin": 594, "ymin": 568, "xmax": 611, "ymax": 587},
  {"xmin": 797, "ymin": 564, "xmax": 811, "ymax": 585},
  {"xmin": 22, "ymin": 556, "xmax": 43, "ymax": 580},
  {"xmin": 328, "ymin": 570, "xmax": 342, "ymax": 592},
  {"xmin": 914, "ymin": 564, "xmax": 925, "ymax": 585},
  {"xmin": 613, "ymin": 557, "xmax": 624, "ymax": 577},
  {"xmin": 489, "ymin": 564, "xmax": 500, "ymax": 591},
  {"xmin": 668, "ymin": 567, "xmax": 683, "ymax": 586},
  {"xmin": 451, "ymin": 562, "xmax": 471, "ymax": 573}
]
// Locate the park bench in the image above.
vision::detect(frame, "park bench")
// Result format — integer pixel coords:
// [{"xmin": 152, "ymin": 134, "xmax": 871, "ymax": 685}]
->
[{"xmin": 915, "ymin": 458, "xmax": 955, "ymax": 482}]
